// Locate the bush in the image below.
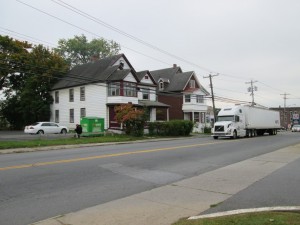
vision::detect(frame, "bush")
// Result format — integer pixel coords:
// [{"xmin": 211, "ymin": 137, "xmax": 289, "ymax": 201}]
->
[
  {"xmin": 148, "ymin": 120, "xmax": 193, "ymax": 136},
  {"xmin": 204, "ymin": 126, "xmax": 211, "ymax": 134}
]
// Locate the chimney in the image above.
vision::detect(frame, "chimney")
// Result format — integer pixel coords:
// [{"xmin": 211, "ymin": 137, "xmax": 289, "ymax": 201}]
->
[
  {"xmin": 90, "ymin": 54, "xmax": 99, "ymax": 62},
  {"xmin": 173, "ymin": 64, "xmax": 177, "ymax": 68}
]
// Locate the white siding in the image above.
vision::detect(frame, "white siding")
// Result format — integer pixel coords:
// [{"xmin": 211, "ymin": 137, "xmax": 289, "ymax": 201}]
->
[
  {"xmin": 140, "ymin": 76, "xmax": 154, "ymax": 84},
  {"xmin": 107, "ymin": 96, "xmax": 138, "ymax": 104},
  {"xmin": 50, "ymin": 83, "xmax": 108, "ymax": 130},
  {"xmin": 124, "ymin": 72, "xmax": 137, "ymax": 82},
  {"xmin": 112, "ymin": 56, "xmax": 131, "ymax": 70},
  {"xmin": 137, "ymin": 86, "xmax": 156, "ymax": 101}
]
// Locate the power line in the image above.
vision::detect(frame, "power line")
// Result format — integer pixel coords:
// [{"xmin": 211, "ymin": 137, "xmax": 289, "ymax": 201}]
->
[
  {"xmin": 0, "ymin": 57, "xmax": 250, "ymax": 105},
  {"xmin": 50, "ymin": 0, "xmax": 215, "ymax": 73},
  {"xmin": 13, "ymin": 0, "xmax": 296, "ymax": 106},
  {"xmin": 15, "ymin": 0, "xmax": 171, "ymax": 67}
]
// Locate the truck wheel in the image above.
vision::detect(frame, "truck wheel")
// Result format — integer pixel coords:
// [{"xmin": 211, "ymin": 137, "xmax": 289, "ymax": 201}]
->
[
  {"xmin": 232, "ymin": 131, "xmax": 237, "ymax": 139},
  {"xmin": 213, "ymin": 136, "xmax": 218, "ymax": 140}
]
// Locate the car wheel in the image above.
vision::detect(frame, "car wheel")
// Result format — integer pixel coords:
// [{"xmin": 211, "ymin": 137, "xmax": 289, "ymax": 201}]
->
[
  {"xmin": 61, "ymin": 129, "xmax": 67, "ymax": 134},
  {"xmin": 37, "ymin": 130, "xmax": 44, "ymax": 135}
]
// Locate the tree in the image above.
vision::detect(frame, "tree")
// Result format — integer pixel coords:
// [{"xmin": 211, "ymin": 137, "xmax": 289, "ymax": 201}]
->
[
  {"xmin": 0, "ymin": 35, "xmax": 69, "ymax": 129},
  {"xmin": 0, "ymin": 35, "xmax": 31, "ymax": 91},
  {"xmin": 114, "ymin": 103, "xmax": 146, "ymax": 136},
  {"xmin": 55, "ymin": 34, "xmax": 121, "ymax": 67}
]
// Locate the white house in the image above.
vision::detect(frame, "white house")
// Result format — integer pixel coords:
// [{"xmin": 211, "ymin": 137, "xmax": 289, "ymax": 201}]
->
[{"xmin": 50, "ymin": 54, "xmax": 169, "ymax": 131}]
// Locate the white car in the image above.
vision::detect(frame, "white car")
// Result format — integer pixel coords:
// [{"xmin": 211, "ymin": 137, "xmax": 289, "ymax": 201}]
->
[
  {"xmin": 24, "ymin": 122, "xmax": 69, "ymax": 135},
  {"xmin": 291, "ymin": 124, "xmax": 300, "ymax": 132}
]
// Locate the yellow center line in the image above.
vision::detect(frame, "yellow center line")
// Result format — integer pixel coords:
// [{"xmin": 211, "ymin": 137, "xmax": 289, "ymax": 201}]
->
[{"xmin": 0, "ymin": 140, "xmax": 234, "ymax": 171}]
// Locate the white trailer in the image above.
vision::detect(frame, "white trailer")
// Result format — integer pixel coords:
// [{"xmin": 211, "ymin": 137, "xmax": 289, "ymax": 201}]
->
[{"xmin": 212, "ymin": 105, "xmax": 280, "ymax": 139}]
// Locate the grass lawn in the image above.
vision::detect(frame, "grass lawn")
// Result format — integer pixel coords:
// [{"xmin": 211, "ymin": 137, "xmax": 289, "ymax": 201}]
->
[
  {"xmin": 173, "ymin": 211, "xmax": 300, "ymax": 225},
  {"xmin": 0, "ymin": 134, "xmax": 147, "ymax": 150}
]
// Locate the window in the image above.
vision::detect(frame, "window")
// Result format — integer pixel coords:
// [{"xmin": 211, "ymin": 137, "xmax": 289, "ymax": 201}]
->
[
  {"xmin": 185, "ymin": 94, "xmax": 191, "ymax": 103},
  {"xmin": 142, "ymin": 89, "xmax": 150, "ymax": 100},
  {"xmin": 80, "ymin": 108, "xmax": 86, "ymax": 118},
  {"xmin": 55, "ymin": 110, "xmax": 59, "ymax": 123},
  {"xmin": 108, "ymin": 82, "xmax": 120, "ymax": 96},
  {"xmin": 69, "ymin": 109, "xmax": 74, "ymax": 123},
  {"xmin": 189, "ymin": 80, "xmax": 195, "ymax": 88},
  {"xmin": 80, "ymin": 87, "xmax": 85, "ymax": 101},
  {"xmin": 124, "ymin": 82, "xmax": 136, "ymax": 97},
  {"xmin": 145, "ymin": 75, "xmax": 149, "ymax": 80},
  {"xmin": 196, "ymin": 95, "xmax": 204, "ymax": 103},
  {"xmin": 159, "ymin": 81, "xmax": 164, "ymax": 90},
  {"xmin": 69, "ymin": 89, "xmax": 74, "ymax": 102},
  {"xmin": 55, "ymin": 91, "xmax": 59, "ymax": 103}
]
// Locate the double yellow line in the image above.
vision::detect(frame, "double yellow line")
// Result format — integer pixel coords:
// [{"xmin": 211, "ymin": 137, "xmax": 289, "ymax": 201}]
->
[{"xmin": 0, "ymin": 141, "xmax": 230, "ymax": 171}]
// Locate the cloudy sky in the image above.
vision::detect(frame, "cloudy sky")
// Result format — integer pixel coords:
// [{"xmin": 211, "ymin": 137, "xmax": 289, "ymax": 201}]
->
[{"xmin": 1, "ymin": 0, "xmax": 300, "ymax": 108}]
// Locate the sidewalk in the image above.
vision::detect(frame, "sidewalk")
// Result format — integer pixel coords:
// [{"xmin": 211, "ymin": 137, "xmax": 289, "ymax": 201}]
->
[{"xmin": 31, "ymin": 143, "xmax": 300, "ymax": 225}]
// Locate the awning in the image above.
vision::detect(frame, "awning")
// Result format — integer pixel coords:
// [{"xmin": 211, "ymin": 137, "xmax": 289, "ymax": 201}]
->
[{"xmin": 138, "ymin": 100, "xmax": 170, "ymax": 108}]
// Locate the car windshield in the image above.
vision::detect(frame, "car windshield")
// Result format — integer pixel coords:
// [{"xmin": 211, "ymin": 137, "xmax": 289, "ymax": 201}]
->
[
  {"xmin": 217, "ymin": 116, "xmax": 234, "ymax": 122},
  {"xmin": 293, "ymin": 125, "xmax": 300, "ymax": 128}
]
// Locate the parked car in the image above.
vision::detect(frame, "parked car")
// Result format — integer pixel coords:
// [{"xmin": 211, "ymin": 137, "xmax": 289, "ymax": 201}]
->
[
  {"xmin": 291, "ymin": 124, "xmax": 300, "ymax": 132},
  {"xmin": 24, "ymin": 122, "xmax": 69, "ymax": 135}
]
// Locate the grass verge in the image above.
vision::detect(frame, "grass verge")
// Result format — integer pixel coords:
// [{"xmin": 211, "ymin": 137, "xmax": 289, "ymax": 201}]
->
[
  {"xmin": 172, "ymin": 211, "xmax": 300, "ymax": 225},
  {"xmin": 0, "ymin": 134, "xmax": 146, "ymax": 150}
]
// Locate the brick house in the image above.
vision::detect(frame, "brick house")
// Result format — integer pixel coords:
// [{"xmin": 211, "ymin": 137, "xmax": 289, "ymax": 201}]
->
[{"xmin": 150, "ymin": 65, "xmax": 210, "ymax": 131}]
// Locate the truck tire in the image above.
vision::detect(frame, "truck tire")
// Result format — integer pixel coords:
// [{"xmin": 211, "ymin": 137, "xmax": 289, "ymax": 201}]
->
[
  {"xmin": 232, "ymin": 130, "xmax": 237, "ymax": 139},
  {"xmin": 213, "ymin": 136, "xmax": 218, "ymax": 140}
]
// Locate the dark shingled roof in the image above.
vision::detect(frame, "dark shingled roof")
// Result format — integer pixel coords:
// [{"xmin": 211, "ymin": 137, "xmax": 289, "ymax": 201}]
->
[
  {"xmin": 52, "ymin": 54, "xmax": 127, "ymax": 90},
  {"xmin": 138, "ymin": 100, "xmax": 169, "ymax": 108},
  {"xmin": 150, "ymin": 67, "xmax": 210, "ymax": 95},
  {"xmin": 107, "ymin": 69, "xmax": 131, "ymax": 81},
  {"xmin": 150, "ymin": 67, "xmax": 182, "ymax": 82},
  {"xmin": 136, "ymin": 70, "xmax": 147, "ymax": 82}
]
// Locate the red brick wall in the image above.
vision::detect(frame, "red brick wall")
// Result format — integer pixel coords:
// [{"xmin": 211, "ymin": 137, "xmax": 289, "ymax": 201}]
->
[{"xmin": 157, "ymin": 94, "xmax": 183, "ymax": 120}]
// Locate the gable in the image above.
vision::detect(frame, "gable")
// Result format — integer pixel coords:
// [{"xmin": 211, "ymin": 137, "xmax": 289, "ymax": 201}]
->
[{"xmin": 124, "ymin": 72, "xmax": 138, "ymax": 82}]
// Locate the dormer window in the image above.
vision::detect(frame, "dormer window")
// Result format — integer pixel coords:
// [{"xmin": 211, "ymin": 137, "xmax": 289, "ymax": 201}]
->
[
  {"xmin": 145, "ymin": 75, "xmax": 149, "ymax": 80},
  {"xmin": 159, "ymin": 81, "xmax": 164, "ymax": 90}
]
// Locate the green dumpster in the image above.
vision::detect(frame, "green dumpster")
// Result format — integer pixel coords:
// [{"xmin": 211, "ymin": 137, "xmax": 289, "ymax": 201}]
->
[{"xmin": 80, "ymin": 117, "xmax": 104, "ymax": 136}]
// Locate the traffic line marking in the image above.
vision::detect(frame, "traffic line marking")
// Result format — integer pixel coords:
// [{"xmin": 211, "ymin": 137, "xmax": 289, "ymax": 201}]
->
[{"xmin": 0, "ymin": 140, "xmax": 234, "ymax": 171}]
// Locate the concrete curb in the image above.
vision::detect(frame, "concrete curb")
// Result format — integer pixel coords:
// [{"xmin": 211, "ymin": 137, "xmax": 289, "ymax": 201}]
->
[{"xmin": 188, "ymin": 206, "xmax": 300, "ymax": 220}]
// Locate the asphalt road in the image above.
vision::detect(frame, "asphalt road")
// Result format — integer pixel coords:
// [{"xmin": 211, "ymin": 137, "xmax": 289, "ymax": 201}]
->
[{"xmin": 0, "ymin": 132, "xmax": 299, "ymax": 225}]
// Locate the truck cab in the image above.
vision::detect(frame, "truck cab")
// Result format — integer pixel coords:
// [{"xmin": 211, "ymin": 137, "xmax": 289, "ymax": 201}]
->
[{"xmin": 212, "ymin": 106, "xmax": 246, "ymax": 139}]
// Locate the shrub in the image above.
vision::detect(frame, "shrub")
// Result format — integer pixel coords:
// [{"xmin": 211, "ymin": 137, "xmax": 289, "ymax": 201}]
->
[
  {"xmin": 148, "ymin": 120, "xmax": 193, "ymax": 136},
  {"xmin": 204, "ymin": 126, "xmax": 211, "ymax": 134}
]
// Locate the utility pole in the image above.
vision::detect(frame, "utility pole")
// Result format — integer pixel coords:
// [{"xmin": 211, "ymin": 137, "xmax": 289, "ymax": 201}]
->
[
  {"xmin": 204, "ymin": 73, "xmax": 219, "ymax": 124},
  {"xmin": 245, "ymin": 80, "xmax": 258, "ymax": 106},
  {"xmin": 280, "ymin": 92, "xmax": 290, "ymax": 129}
]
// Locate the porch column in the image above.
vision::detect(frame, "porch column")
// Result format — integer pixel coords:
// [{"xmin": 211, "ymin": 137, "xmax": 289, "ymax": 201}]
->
[{"xmin": 167, "ymin": 108, "xmax": 169, "ymax": 121}]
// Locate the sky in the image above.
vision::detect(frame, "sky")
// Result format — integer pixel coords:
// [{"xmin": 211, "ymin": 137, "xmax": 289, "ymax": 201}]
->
[{"xmin": 1, "ymin": 0, "xmax": 300, "ymax": 108}]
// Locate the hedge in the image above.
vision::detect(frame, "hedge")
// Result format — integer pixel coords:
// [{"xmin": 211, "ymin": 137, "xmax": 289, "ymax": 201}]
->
[{"xmin": 148, "ymin": 120, "xmax": 193, "ymax": 136}]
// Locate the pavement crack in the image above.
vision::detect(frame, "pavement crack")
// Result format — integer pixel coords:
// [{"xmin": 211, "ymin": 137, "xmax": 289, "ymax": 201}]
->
[{"xmin": 170, "ymin": 184, "xmax": 232, "ymax": 196}]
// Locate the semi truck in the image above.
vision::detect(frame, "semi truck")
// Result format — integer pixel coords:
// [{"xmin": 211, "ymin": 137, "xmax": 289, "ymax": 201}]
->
[{"xmin": 212, "ymin": 105, "xmax": 280, "ymax": 139}]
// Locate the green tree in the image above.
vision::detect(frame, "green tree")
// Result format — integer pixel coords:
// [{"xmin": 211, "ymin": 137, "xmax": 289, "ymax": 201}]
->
[
  {"xmin": 0, "ymin": 35, "xmax": 31, "ymax": 91},
  {"xmin": 0, "ymin": 35, "xmax": 69, "ymax": 129},
  {"xmin": 55, "ymin": 34, "xmax": 121, "ymax": 67}
]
